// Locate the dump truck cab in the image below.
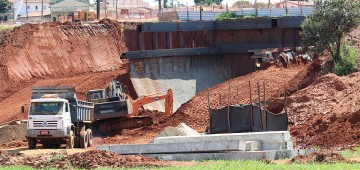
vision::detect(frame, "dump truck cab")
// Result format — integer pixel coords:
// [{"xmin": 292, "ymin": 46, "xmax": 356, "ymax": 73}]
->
[
  {"xmin": 86, "ymin": 89, "xmax": 106, "ymax": 101},
  {"xmin": 26, "ymin": 97, "xmax": 71, "ymax": 140},
  {"xmin": 24, "ymin": 86, "xmax": 94, "ymax": 149}
]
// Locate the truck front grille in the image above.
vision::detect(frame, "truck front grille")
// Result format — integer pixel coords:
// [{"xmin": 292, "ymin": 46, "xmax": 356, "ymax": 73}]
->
[{"xmin": 33, "ymin": 121, "xmax": 58, "ymax": 128}]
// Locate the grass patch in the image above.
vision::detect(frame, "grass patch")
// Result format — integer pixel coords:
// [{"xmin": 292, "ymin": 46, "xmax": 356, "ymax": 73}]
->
[
  {"xmin": 0, "ymin": 25, "xmax": 15, "ymax": 31},
  {"xmin": 2, "ymin": 160, "xmax": 360, "ymax": 170},
  {"xmin": 341, "ymin": 147, "xmax": 360, "ymax": 158},
  {"xmin": 0, "ymin": 166, "xmax": 34, "ymax": 170},
  {"xmin": 158, "ymin": 160, "xmax": 360, "ymax": 170},
  {"xmin": 334, "ymin": 44, "xmax": 359, "ymax": 76}
]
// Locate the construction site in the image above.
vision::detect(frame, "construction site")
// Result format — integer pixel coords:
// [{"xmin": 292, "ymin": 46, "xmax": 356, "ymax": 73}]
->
[{"xmin": 0, "ymin": 4, "xmax": 360, "ymax": 168}]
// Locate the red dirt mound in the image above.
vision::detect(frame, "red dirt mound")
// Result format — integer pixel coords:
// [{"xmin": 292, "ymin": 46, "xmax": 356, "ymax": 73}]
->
[
  {"xmin": 288, "ymin": 152, "xmax": 352, "ymax": 164},
  {"xmin": 0, "ymin": 150, "xmax": 177, "ymax": 169},
  {"xmin": 289, "ymin": 72, "xmax": 360, "ymax": 149},
  {"xmin": 171, "ymin": 65, "xmax": 309, "ymax": 132}
]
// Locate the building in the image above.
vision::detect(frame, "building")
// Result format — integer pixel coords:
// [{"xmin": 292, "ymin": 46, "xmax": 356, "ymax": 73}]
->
[
  {"xmin": 107, "ymin": 0, "xmax": 149, "ymax": 8},
  {"xmin": 50, "ymin": 0, "xmax": 91, "ymax": 21},
  {"xmin": 18, "ymin": 11, "xmax": 51, "ymax": 22},
  {"xmin": 275, "ymin": 1, "xmax": 314, "ymax": 8},
  {"xmin": 9, "ymin": 0, "xmax": 51, "ymax": 20}
]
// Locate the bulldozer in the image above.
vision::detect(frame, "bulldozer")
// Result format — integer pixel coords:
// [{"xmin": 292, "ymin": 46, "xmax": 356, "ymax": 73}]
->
[{"xmin": 86, "ymin": 79, "xmax": 173, "ymax": 134}]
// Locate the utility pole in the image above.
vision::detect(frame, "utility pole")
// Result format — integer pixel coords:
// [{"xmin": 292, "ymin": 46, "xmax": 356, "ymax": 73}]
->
[
  {"xmin": 26, "ymin": 0, "xmax": 28, "ymax": 21},
  {"xmin": 158, "ymin": 0, "xmax": 161, "ymax": 12},
  {"xmin": 97, "ymin": 0, "xmax": 100, "ymax": 20},
  {"xmin": 105, "ymin": 0, "xmax": 107, "ymax": 19},
  {"xmin": 41, "ymin": 0, "xmax": 44, "ymax": 21},
  {"xmin": 116, "ymin": 0, "xmax": 118, "ymax": 20}
]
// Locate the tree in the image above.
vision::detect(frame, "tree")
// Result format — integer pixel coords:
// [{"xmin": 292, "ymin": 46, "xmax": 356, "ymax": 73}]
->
[
  {"xmin": 301, "ymin": 0, "xmax": 360, "ymax": 62},
  {"xmin": 0, "ymin": 0, "xmax": 10, "ymax": 14},
  {"xmin": 194, "ymin": 0, "xmax": 223, "ymax": 6},
  {"xmin": 232, "ymin": 0, "xmax": 251, "ymax": 8}
]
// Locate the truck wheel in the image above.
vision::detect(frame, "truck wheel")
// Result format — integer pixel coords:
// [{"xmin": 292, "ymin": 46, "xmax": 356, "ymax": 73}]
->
[
  {"xmin": 27, "ymin": 138, "xmax": 36, "ymax": 150},
  {"xmin": 80, "ymin": 132, "xmax": 88, "ymax": 149},
  {"xmin": 86, "ymin": 129, "xmax": 92, "ymax": 147},
  {"xmin": 74, "ymin": 136, "xmax": 80, "ymax": 148},
  {"xmin": 66, "ymin": 131, "xmax": 74, "ymax": 149}
]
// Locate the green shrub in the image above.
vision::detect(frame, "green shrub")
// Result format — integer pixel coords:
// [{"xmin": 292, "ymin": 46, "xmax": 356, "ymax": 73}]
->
[
  {"xmin": 216, "ymin": 12, "xmax": 257, "ymax": 21},
  {"xmin": 216, "ymin": 12, "xmax": 238, "ymax": 21},
  {"xmin": 334, "ymin": 44, "xmax": 359, "ymax": 76}
]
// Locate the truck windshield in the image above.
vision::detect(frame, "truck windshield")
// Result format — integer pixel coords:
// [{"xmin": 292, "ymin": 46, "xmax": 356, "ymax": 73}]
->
[
  {"xmin": 89, "ymin": 92, "xmax": 103, "ymax": 100},
  {"xmin": 29, "ymin": 102, "xmax": 64, "ymax": 115}
]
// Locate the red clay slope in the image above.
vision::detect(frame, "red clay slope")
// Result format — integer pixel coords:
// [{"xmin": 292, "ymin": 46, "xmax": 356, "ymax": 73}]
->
[{"xmin": 0, "ymin": 20, "xmax": 138, "ymax": 101}]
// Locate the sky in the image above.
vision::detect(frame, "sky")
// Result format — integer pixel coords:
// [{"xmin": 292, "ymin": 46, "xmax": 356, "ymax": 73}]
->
[{"xmin": 145, "ymin": 0, "xmax": 285, "ymax": 7}]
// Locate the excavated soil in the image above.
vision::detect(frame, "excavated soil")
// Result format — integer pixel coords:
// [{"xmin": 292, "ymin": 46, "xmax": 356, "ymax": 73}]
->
[
  {"xmin": 288, "ymin": 152, "xmax": 353, "ymax": 164},
  {"xmin": 0, "ymin": 124, "xmax": 26, "ymax": 145},
  {"xmin": 171, "ymin": 65, "xmax": 310, "ymax": 132},
  {"xmin": 288, "ymin": 73, "xmax": 360, "ymax": 149},
  {"xmin": 0, "ymin": 19, "xmax": 139, "ymax": 104},
  {"xmin": 95, "ymin": 64, "xmax": 310, "ymax": 145},
  {"xmin": 0, "ymin": 150, "xmax": 182, "ymax": 169}
]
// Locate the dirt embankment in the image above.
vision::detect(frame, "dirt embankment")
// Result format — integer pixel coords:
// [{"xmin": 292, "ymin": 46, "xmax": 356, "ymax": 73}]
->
[
  {"xmin": 0, "ymin": 150, "xmax": 182, "ymax": 169},
  {"xmin": 288, "ymin": 73, "xmax": 360, "ymax": 149},
  {"xmin": 0, "ymin": 20, "xmax": 138, "ymax": 101},
  {"xmin": 0, "ymin": 20, "xmax": 143, "ymax": 123}
]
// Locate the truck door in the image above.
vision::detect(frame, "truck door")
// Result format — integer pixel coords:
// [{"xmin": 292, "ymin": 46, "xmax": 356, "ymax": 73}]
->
[{"xmin": 65, "ymin": 102, "xmax": 71, "ymax": 121}]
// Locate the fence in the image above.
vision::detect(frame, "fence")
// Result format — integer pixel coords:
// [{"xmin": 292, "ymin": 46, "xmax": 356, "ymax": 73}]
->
[
  {"xmin": 174, "ymin": 7, "xmax": 313, "ymax": 21},
  {"xmin": 207, "ymin": 82, "xmax": 289, "ymax": 134}
]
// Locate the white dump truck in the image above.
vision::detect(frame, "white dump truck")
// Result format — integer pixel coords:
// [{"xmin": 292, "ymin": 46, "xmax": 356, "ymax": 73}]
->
[{"xmin": 22, "ymin": 86, "xmax": 94, "ymax": 149}]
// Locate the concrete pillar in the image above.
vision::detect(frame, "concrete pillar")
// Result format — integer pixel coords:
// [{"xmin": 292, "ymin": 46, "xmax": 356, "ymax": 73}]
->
[
  {"xmin": 166, "ymin": 32, "xmax": 172, "ymax": 49},
  {"xmin": 130, "ymin": 61, "xmax": 135, "ymax": 72},
  {"xmin": 179, "ymin": 31, "xmax": 185, "ymax": 48},
  {"xmin": 185, "ymin": 57, "xmax": 190, "ymax": 73},
  {"xmin": 277, "ymin": 28, "xmax": 284, "ymax": 51},
  {"xmin": 159, "ymin": 58, "xmax": 164, "ymax": 75},
  {"xmin": 152, "ymin": 32, "xmax": 158, "ymax": 50},
  {"xmin": 145, "ymin": 58, "xmax": 150, "ymax": 74},
  {"xmin": 139, "ymin": 32, "xmax": 145, "ymax": 50},
  {"xmin": 172, "ymin": 57, "xmax": 178, "ymax": 73}
]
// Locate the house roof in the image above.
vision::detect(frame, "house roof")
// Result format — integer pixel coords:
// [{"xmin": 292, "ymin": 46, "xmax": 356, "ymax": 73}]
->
[
  {"xmin": 9, "ymin": 0, "xmax": 50, "ymax": 3},
  {"xmin": 275, "ymin": 1, "xmax": 315, "ymax": 6},
  {"xmin": 19, "ymin": 11, "xmax": 51, "ymax": 18},
  {"xmin": 51, "ymin": 0, "xmax": 90, "ymax": 12}
]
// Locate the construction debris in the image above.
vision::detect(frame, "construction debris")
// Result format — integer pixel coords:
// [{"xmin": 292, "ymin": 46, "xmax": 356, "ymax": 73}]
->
[
  {"xmin": 98, "ymin": 131, "xmax": 314, "ymax": 161},
  {"xmin": 288, "ymin": 152, "xmax": 353, "ymax": 164},
  {"xmin": 152, "ymin": 123, "xmax": 200, "ymax": 139}
]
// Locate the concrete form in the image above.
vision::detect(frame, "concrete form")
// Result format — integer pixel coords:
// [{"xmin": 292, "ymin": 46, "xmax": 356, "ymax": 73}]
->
[
  {"xmin": 154, "ymin": 131, "xmax": 291, "ymax": 144},
  {"xmin": 96, "ymin": 131, "xmax": 314, "ymax": 161},
  {"xmin": 146, "ymin": 149, "xmax": 315, "ymax": 161},
  {"xmin": 97, "ymin": 140, "xmax": 262, "ymax": 155}
]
